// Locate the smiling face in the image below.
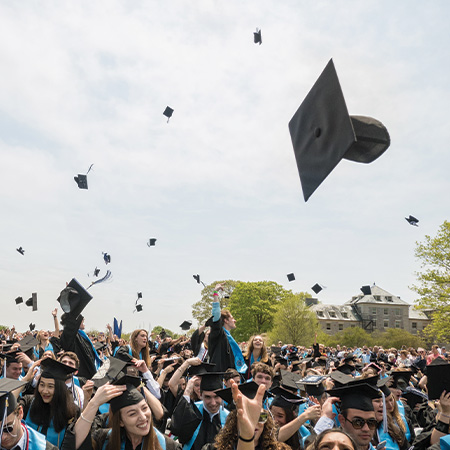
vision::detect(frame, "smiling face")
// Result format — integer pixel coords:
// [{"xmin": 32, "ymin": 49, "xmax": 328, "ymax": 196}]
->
[
  {"xmin": 38, "ymin": 377, "xmax": 55, "ymax": 403},
  {"xmin": 252, "ymin": 336, "xmax": 264, "ymax": 350},
  {"xmin": 339, "ymin": 409, "xmax": 376, "ymax": 449},
  {"xmin": 317, "ymin": 432, "xmax": 355, "ymax": 450},
  {"xmin": 270, "ymin": 405, "xmax": 287, "ymax": 426},
  {"xmin": 1, "ymin": 408, "xmax": 24, "ymax": 450},
  {"xmin": 119, "ymin": 399, "xmax": 152, "ymax": 438},
  {"xmin": 201, "ymin": 390, "xmax": 222, "ymax": 414}
]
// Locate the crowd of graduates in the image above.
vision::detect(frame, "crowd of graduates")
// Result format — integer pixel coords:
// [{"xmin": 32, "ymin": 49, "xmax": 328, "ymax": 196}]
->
[{"xmin": 1, "ymin": 283, "xmax": 450, "ymax": 450}]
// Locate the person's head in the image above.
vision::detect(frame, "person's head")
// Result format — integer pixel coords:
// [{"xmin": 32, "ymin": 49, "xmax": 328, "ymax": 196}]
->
[
  {"xmin": 131, "ymin": 329, "xmax": 148, "ymax": 351},
  {"xmin": 221, "ymin": 310, "xmax": 236, "ymax": 331},
  {"xmin": 308, "ymin": 429, "xmax": 357, "ymax": 450},
  {"xmin": 200, "ymin": 374, "xmax": 223, "ymax": 414},
  {"xmin": 251, "ymin": 362, "xmax": 274, "ymax": 389},
  {"xmin": 5, "ymin": 362, "xmax": 22, "ymax": 380},
  {"xmin": 270, "ymin": 404, "xmax": 297, "ymax": 427},
  {"xmin": 223, "ymin": 369, "xmax": 240, "ymax": 388},
  {"xmin": 59, "ymin": 351, "xmax": 80, "ymax": 370},
  {"xmin": 200, "ymin": 390, "xmax": 222, "ymax": 414},
  {"xmin": 338, "ymin": 409, "xmax": 377, "ymax": 449},
  {"xmin": 246, "ymin": 335, "xmax": 266, "ymax": 355},
  {"xmin": 1, "ymin": 405, "xmax": 24, "ymax": 450},
  {"xmin": 42, "ymin": 350, "xmax": 55, "ymax": 360},
  {"xmin": 192, "ymin": 377, "xmax": 201, "ymax": 399},
  {"xmin": 37, "ymin": 330, "xmax": 50, "ymax": 343},
  {"xmin": 432, "ymin": 345, "xmax": 439, "ymax": 355}
]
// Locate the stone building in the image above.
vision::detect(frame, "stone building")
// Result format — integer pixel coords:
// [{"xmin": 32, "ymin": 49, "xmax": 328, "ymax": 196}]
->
[{"xmin": 308, "ymin": 284, "xmax": 431, "ymax": 335}]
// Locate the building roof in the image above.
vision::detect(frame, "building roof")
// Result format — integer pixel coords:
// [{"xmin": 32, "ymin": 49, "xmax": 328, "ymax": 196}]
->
[
  {"xmin": 345, "ymin": 284, "xmax": 410, "ymax": 306},
  {"xmin": 408, "ymin": 307, "xmax": 431, "ymax": 320},
  {"xmin": 310, "ymin": 304, "xmax": 360, "ymax": 321}
]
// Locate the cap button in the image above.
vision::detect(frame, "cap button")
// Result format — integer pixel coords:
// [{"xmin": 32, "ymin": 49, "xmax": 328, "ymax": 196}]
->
[{"xmin": 314, "ymin": 127, "xmax": 321, "ymax": 137}]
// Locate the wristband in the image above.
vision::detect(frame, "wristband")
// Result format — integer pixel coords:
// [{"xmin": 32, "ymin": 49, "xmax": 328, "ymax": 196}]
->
[
  {"xmin": 238, "ymin": 434, "xmax": 255, "ymax": 442},
  {"xmin": 436, "ymin": 420, "xmax": 449, "ymax": 434},
  {"xmin": 80, "ymin": 413, "xmax": 93, "ymax": 424}
]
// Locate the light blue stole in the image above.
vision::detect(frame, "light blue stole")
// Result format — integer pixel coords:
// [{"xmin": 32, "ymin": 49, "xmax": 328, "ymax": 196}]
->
[
  {"xmin": 103, "ymin": 429, "xmax": 166, "ymax": 450},
  {"xmin": 25, "ymin": 413, "xmax": 66, "ymax": 449},
  {"xmin": 24, "ymin": 423, "xmax": 48, "ymax": 450},
  {"xmin": 78, "ymin": 329, "xmax": 103, "ymax": 370},
  {"xmin": 223, "ymin": 329, "xmax": 247, "ymax": 374}
]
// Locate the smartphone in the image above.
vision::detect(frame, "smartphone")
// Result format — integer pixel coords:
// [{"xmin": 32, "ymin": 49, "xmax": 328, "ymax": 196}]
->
[{"xmin": 376, "ymin": 441, "xmax": 387, "ymax": 450}]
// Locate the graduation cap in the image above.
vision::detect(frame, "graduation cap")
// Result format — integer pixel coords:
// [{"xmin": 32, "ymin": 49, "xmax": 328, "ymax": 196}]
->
[
  {"xmin": 336, "ymin": 363, "xmax": 355, "ymax": 376},
  {"xmin": 215, "ymin": 380, "xmax": 265, "ymax": 405},
  {"xmin": 25, "ymin": 293, "xmax": 38, "ymax": 311},
  {"xmin": 343, "ymin": 353, "xmax": 357, "ymax": 363},
  {"xmin": 287, "ymin": 273, "xmax": 295, "ymax": 282},
  {"xmin": 0, "ymin": 351, "xmax": 21, "ymax": 364},
  {"xmin": 91, "ymin": 357, "xmax": 130, "ymax": 388},
  {"xmin": 74, "ymin": 164, "xmax": 93, "ymax": 190},
  {"xmin": 389, "ymin": 370, "xmax": 412, "ymax": 391},
  {"xmin": 103, "ymin": 252, "xmax": 111, "ymax": 264},
  {"xmin": 29, "ymin": 323, "xmax": 35, "ymax": 332},
  {"xmin": 163, "ymin": 106, "xmax": 174, "ymax": 123},
  {"xmin": 40, "ymin": 357, "xmax": 77, "ymax": 381},
  {"xmin": 330, "ymin": 370, "xmax": 354, "ymax": 387},
  {"xmin": 110, "ymin": 380, "xmax": 144, "ymax": 414},
  {"xmin": 188, "ymin": 362, "xmax": 216, "ymax": 376},
  {"xmin": 402, "ymin": 386, "xmax": 428, "ymax": 409},
  {"xmin": 147, "ymin": 238, "xmax": 157, "ymax": 247},
  {"xmin": 360, "ymin": 285, "xmax": 372, "ymax": 296},
  {"xmin": 270, "ymin": 346, "xmax": 282, "ymax": 355},
  {"xmin": 377, "ymin": 377, "xmax": 391, "ymax": 397},
  {"xmin": 298, "ymin": 375, "xmax": 326, "ymax": 397},
  {"xmin": 279, "ymin": 370, "xmax": 302, "ymax": 393},
  {"xmin": 18, "ymin": 335, "xmax": 38, "ymax": 353},
  {"xmin": 135, "ymin": 304, "xmax": 143, "ymax": 313},
  {"xmin": 200, "ymin": 372, "xmax": 224, "ymax": 392},
  {"xmin": 137, "ymin": 292, "xmax": 143, "ymax": 299},
  {"xmin": 93, "ymin": 267, "xmax": 100, "ymax": 277},
  {"xmin": 289, "ymin": 59, "xmax": 390, "ymax": 202},
  {"xmin": 327, "ymin": 382, "xmax": 380, "ymax": 411},
  {"xmin": 180, "ymin": 320, "xmax": 192, "ymax": 331},
  {"xmin": 426, "ymin": 358, "xmax": 450, "ymax": 400},
  {"xmin": 94, "ymin": 342, "xmax": 107, "ymax": 353},
  {"xmin": 0, "ymin": 378, "xmax": 27, "ymax": 430},
  {"xmin": 16, "ymin": 247, "xmax": 25, "ymax": 255},
  {"xmin": 364, "ymin": 362, "xmax": 382, "ymax": 374},
  {"xmin": 271, "ymin": 386, "xmax": 305, "ymax": 409},
  {"xmin": 57, "ymin": 278, "xmax": 93, "ymax": 318},
  {"xmin": 253, "ymin": 28, "xmax": 262, "ymax": 45},
  {"xmin": 311, "ymin": 283, "xmax": 323, "ymax": 294},
  {"xmin": 405, "ymin": 215, "xmax": 419, "ymax": 227},
  {"xmin": 15, "ymin": 296, "xmax": 23, "ymax": 305}
]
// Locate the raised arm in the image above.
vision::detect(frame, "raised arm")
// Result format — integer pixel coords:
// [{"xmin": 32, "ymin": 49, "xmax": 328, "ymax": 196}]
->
[
  {"xmin": 168, "ymin": 357, "xmax": 202, "ymax": 397},
  {"xmin": 52, "ymin": 308, "xmax": 59, "ymax": 337}
]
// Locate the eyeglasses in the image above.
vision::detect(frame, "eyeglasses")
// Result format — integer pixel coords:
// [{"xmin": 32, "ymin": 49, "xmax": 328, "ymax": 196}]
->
[
  {"xmin": 2, "ymin": 417, "xmax": 16, "ymax": 434},
  {"xmin": 258, "ymin": 411, "xmax": 269, "ymax": 424},
  {"xmin": 343, "ymin": 416, "xmax": 377, "ymax": 430}
]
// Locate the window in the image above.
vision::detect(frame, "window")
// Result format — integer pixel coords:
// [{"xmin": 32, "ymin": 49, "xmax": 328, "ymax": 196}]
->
[
  {"xmin": 339, "ymin": 324, "xmax": 343, "ymax": 331},
  {"xmin": 384, "ymin": 320, "xmax": 389, "ymax": 328},
  {"xmin": 326, "ymin": 323, "xmax": 331, "ymax": 330},
  {"xmin": 372, "ymin": 320, "xmax": 377, "ymax": 328},
  {"xmin": 317, "ymin": 311, "xmax": 324, "ymax": 317},
  {"xmin": 374, "ymin": 295, "xmax": 381, "ymax": 301},
  {"xmin": 395, "ymin": 308, "xmax": 400, "ymax": 316},
  {"xmin": 384, "ymin": 308, "xmax": 388, "ymax": 315},
  {"xmin": 342, "ymin": 312, "xmax": 348, "ymax": 318},
  {"xmin": 329, "ymin": 311, "xmax": 336, "ymax": 318},
  {"xmin": 386, "ymin": 296, "xmax": 393, "ymax": 302},
  {"xmin": 395, "ymin": 320, "xmax": 401, "ymax": 328},
  {"xmin": 371, "ymin": 307, "xmax": 377, "ymax": 315},
  {"xmin": 412, "ymin": 322, "xmax": 417, "ymax": 329}
]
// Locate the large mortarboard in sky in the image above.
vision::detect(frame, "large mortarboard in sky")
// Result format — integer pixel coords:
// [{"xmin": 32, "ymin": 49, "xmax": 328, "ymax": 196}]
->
[
  {"xmin": 147, "ymin": 238, "xmax": 157, "ymax": 247},
  {"xmin": 16, "ymin": 246, "xmax": 25, "ymax": 255},
  {"xmin": 311, "ymin": 283, "xmax": 323, "ymax": 294},
  {"xmin": 15, "ymin": 296, "xmax": 23, "ymax": 305},
  {"xmin": 180, "ymin": 320, "xmax": 192, "ymax": 331},
  {"xmin": 74, "ymin": 164, "xmax": 93, "ymax": 190},
  {"xmin": 253, "ymin": 28, "xmax": 262, "ymax": 45},
  {"xmin": 405, "ymin": 215, "xmax": 419, "ymax": 226},
  {"xmin": 288, "ymin": 59, "xmax": 390, "ymax": 201},
  {"xmin": 57, "ymin": 278, "xmax": 93, "ymax": 318},
  {"xmin": 360, "ymin": 285, "xmax": 372, "ymax": 296},
  {"xmin": 163, "ymin": 106, "xmax": 174, "ymax": 122},
  {"xmin": 25, "ymin": 293, "xmax": 38, "ymax": 311},
  {"xmin": 287, "ymin": 273, "xmax": 295, "ymax": 282}
]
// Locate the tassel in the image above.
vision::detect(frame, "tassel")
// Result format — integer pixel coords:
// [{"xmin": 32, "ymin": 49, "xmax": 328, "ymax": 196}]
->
[
  {"xmin": 381, "ymin": 391, "xmax": 388, "ymax": 433},
  {"xmin": 87, "ymin": 270, "xmax": 112, "ymax": 289}
]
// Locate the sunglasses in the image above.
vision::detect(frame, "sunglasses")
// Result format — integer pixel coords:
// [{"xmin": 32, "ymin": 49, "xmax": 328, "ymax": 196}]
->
[
  {"xmin": 2, "ymin": 417, "xmax": 16, "ymax": 434},
  {"xmin": 258, "ymin": 411, "xmax": 269, "ymax": 424},
  {"xmin": 344, "ymin": 416, "xmax": 377, "ymax": 430}
]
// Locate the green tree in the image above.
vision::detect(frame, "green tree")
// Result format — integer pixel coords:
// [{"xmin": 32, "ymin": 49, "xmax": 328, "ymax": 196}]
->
[
  {"xmin": 328, "ymin": 327, "xmax": 373, "ymax": 348},
  {"xmin": 411, "ymin": 220, "xmax": 450, "ymax": 341},
  {"xmin": 151, "ymin": 326, "xmax": 180, "ymax": 339},
  {"xmin": 191, "ymin": 280, "xmax": 240, "ymax": 325},
  {"xmin": 373, "ymin": 328, "xmax": 425, "ymax": 349},
  {"xmin": 269, "ymin": 293, "xmax": 319, "ymax": 346},
  {"xmin": 228, "ymin": 281, "xmax": 291, "ymax": 342}
]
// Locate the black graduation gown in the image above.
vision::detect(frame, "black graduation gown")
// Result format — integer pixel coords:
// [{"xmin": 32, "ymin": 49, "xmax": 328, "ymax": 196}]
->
[
  {"xmin": 171, "ymin": 397, "xmax": 223, "ymax": 450},
  {"xmin": 208, "ymin": 320, "xmax": 234, "ymax": 373}
]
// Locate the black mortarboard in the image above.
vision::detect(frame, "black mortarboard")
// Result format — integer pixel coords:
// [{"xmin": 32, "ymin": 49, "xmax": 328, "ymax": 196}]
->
[
  {"xmin": 275, "ymin": 356, "xmax": 288, "ymax": 366},
  {"xmin": 336, "ymin": 363, "xmax": 355, "ymax": 375},
  {"xmin": 287, "ymin": 273, "xmax": 295, "ymax": 282},
  {"xmin": 74, "ymin": 174, "xmax": 88, "ymax": 189},
  {"xmin": 16, "ymin": 247, "xmax": 25, "ymax": 255},
  {"xmin": 193, "ymin": 274, "xmax": 201, "ymax": 284},
  {"xmin": 25, "ymin": 293, "xmax": 38, "ymax": 311},
  {"xmin": 15, "ymin": 296, "xmax": 23, "ymax": 305},
  {"xmin": 147, "ymin": 238, "xmax": 157, "ymax": 247},
  {"xmin": 94, "ymin": 342, "xmax": 107, "ymax": 352},
  {"xmin": 137, "ymin": 292, "xmax": 142, "ymax": 299},
  {"xmin": 57, "ymin": 278, "xmax": 92, "ymax": 318},
  {"xmin": 162, "ymin": 357, "xmax": 182, "ymax": 369},
  {"xmin": 389, "ymin": 370, "xmax": 412, "ymax": 391},
  {"xmin": 302, "ymin": 376, "xmax": 326, "ymax": 397},
  {"xmin": 135, "ymin": 304, "xmax": 143, "ymax": 312},
  {"xmin": 18, "ymin": 335, "xmax": 38, "ymax": 353},
  {"xmin": 0, "ymin": 378, "xmax": 26, "ymax": 418},
  {"xmin": 29, "ymin": 323, "xmax": 35, "ymax": 332},
  {"xmin": 180, "ymin": 320, "xmax": 192, "ymax": 331},
  {"xmin": 270, "ymin": 386, "xmax": 305, "ymax": 409},
  {"xmin": 405, "ymin": 215, "xmax": 419, "ymax": 227},
  {"xmin": 311, "ymin": 283, "xmax": 323, "ymax": 294},
  {"xmin": 360, "ymin": 285, "xmax": 372, "ymax": 296},
  {"xmin": 94, "ymin": 267, "xmax": 100, "ymax": 277},
  {"xmin": 92, "ymin": 357, "xmax": 129, "ymax": 388},
  {"xmin": 343, "ymin": 353, "xmax": 357, "ymax": 363},
  {"xmin": 314, "ymin": 356, "xmax": 328, "ymax": 367},
  {"xmin": 205, "ymin": 316, "xmax": 214, "ymax": 328},
  {"xmin": 426, "ymin": 358, "xmax": 450, "ymax": 400},
  {"xmin": 200, "ymin": 372, "xmax": 224, "ymax": 392},
  {"xmin": 0, "ymin": 351, "xmax": 20, "ymax": 364},
  {"xmin": 163, "ymin": 106, "xmax": 174, "ymax": 122},
  {"xmin": 103, "ymin": 252, "xmax": 111, "ymax": 264},
  {"xmin": 110, "ymin": 383, "xmax": 144, "ymax": 414},
  {"xmin": 279, "ymin": 370, "xmax": 301, "ymax": 393},
  {"xmin": 188, "ymin": 362, "xmax": 216, "ymax": 376},
  {"xmin": 327, "ymin": 382, "xmax": 380, "ymax": 411},
  {"xmin": 40, "ymin": 357, "xmax": 77, "ymax": 381},
  {"xmin": 330, "ymin": 371, "xmax": 353, "ymax": 387},
  {"xmin": 402, "ymin": 386, "xmax": 428, "ymax": 408},
  {"xmin": 253, "ymin": 28, "xmax": 262, "ymax": 45},
  {"xmin": 270, "ymin": 346, "xmax": 282, "ymax": 355},
  {"xmin": 289, "ymin": 59, "xmax": 390, "ymax": 202},
  {"xmin": 377, "ymin": 377, "xmax": 391, "ymax": 397},
  {"xmin": 215, "ymin": 381, "xmax": 264, "ymax": 405},
  {"xmin": 364, "ymin": 363, "xmax": 382, "ymax": 374}
]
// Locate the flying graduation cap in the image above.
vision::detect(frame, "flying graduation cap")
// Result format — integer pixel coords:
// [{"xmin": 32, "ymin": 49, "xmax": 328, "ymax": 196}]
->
[
  {"xmin": 88, "ymin": 270, "xmax": 112, "ymax": 289},
  {"xmin": 180, "ymin": 320, "xmax": 192, "ymax": 331},
  {"xmin": 360, "ymin": 285, "xmax": 372, "ymax": 296},
  {"xmin": 25, "ymin": 293, "xmax": 38, "ymax": 311},
  {"xmin": 29, "ymin": 323, "xmax": 35, "ymax": 331},
  {"xmin": 103, "ymin": 252, "xmax": 111, "ymax": 264},
  {"xmin": 254, "ymin": 28, "xmax": 262, "ymax": 45},
  {"xmin": 15, "ymin": 296, "xmax": 23, "ymax": 305},
  {"xmin": 74, "ymin": 164, "xmax": 94, "ymax": 190},
  {"xmin": 57, "ymin": 278, "xmax": 93, "ymax": 318},
  {"xmin": 16, "ymin": 247, "xmax": 25, "ymax": 255},
  {"xmin": 163, "ymin": 106, "xmax": 174, "ymax": 123},
  {"xmin": 311, "ymin": 283, "xmax": 323, "ymax": 294},
  {"xmin": 93, "ymin": 267, "xmax": 100, "ymax": 277},
  {"xmin": 289, "ymin": 59, "xmax": 390, "ymax": 202},
  {"xmin": 287, "ymin": 273, "xmax": 295, "ymax": 282},
  {"xmin": 405, "ymin": 215, "xmax": 419, "ymax": 227},
  {"xmin": 134, "ymin": 292, "xmax": 143, "ymax": 313},
  {"xmin": 147, "ymin": 238, "xmax": 157, "ymax": 247},
  {"xmin": 193, "ymin": 274, "xmax": 206, "ymax": 287}
]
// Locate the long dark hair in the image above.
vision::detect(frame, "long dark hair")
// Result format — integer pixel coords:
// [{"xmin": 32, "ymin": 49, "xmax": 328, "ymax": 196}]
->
[
  {"xmin": 104, "ymin": 405, "xmax": 162, "ymax": 450},
  {"xmin": 307, "ymin": 429, "xmax": 357, "ymax": 450},
  {"xmin": 29, "ymin": 377, "xmax": 78, "ymax": 432}
]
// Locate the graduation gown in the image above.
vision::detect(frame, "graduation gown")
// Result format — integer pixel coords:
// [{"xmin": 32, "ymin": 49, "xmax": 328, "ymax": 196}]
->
[{"xmin": 171, "ymin": 397, "xmax": 228, "ymax": 450}]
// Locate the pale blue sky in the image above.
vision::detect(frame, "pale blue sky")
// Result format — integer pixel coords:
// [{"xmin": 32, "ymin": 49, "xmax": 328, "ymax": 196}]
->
[{"xmin": 1, "ymin": 1, "xmax": 449, "ymax": 333}]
